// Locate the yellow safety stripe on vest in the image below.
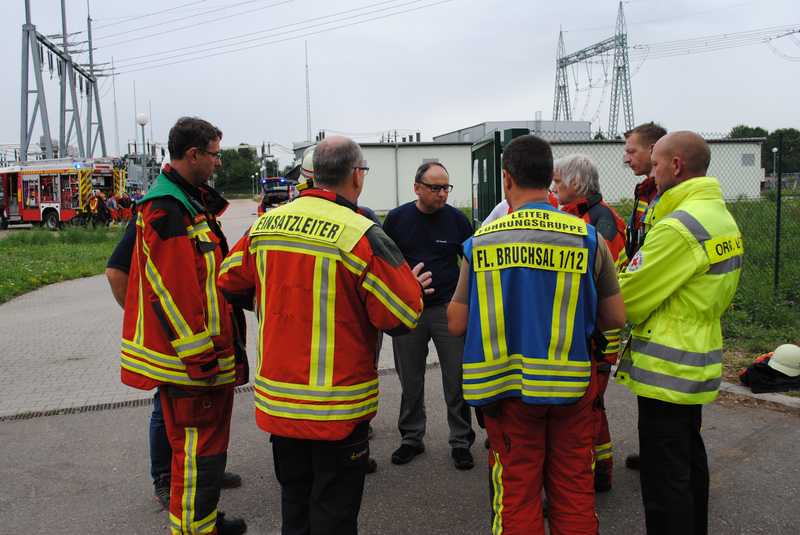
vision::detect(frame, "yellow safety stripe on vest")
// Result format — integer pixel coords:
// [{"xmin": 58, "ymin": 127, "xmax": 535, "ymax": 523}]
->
[
  {"xmin": 362, "ymin": 273, "xmax": 419, "ymax": 329},
  {"xmin": 249, "ymin": 234, "xmax": 341, "ymax": 261},
  {"xmin": 463, "ymin": 354, "xmax": 591, "ymax": 378},
  {"xmin": 182, "ymin": 427, "xmax": 199, "ymax": 531},
  {"xmin": 122, "ymin": 339, "xmax": 236, "ymax": 371},
  {"xmin": 603, "ymin": 329, "xmax": 622, "ymax": 354},
  {"xmin": 547, "ymin": 271, "xmax": 581, "ymax": 361},
  {"xmin": 594, "ymin": 441, "xmax": 613, "ymax": 461},
  {"xmin": 250, "ymin": 211, "xmax": 345, "ymax": 243},
  {"xmin": 141, "ymin": 241, "xmax": 193, "ymax": 340},
  {"xmin": 121, "ymin": 353, "xmax": 236, "ymax": 387},
  {"xmin": 186, "ymin": 220, "xmax": 212, "ymax": 239},
  {"xmin": 473, "ymin": 243, "xmax": 588, "ymax": 274},
  {"xmin": 476, "ymin": 208, "xmax": 588, "ymax": 238},
  {"xmin": 666, "ymin": 211, "xmax": 743, "ymax": 275},
  {"xmin": 201, "ymin": 244, "xmax": 220, "ymax": 337},
  {"xmin": 255, "ymin": 250, "xmax": 267, "ymax": 378},
  {"xmin": 309, "ymin": 256, "xmax": 337, "ymax": 387},
  {"xmin": 254, "ymin": 390, "xmax": 379, "ymax": 421},
  {"xmin": 172, "ymin": 330, "xmax": 215, "ymax": 360},
  {"xmin": 134, "ymin": 261, "xmax": 145, "ymax": 345},
  {"xmin": 219, "ymin": 251, "xmax": 244, "ymax": 277},
  {"xmin": 491, "ymin": 451, "xmax": 504, "ymax": 535},
  {"xmin": 255, "ymin": 376, "xmax": 379, "ymax": 402},
  {"xmin": 339, "ymin": 251, "xmax": 367, "ymax": 277},
  {"xmin": 476, "ymin": 270, "xmax": 508, "ymax": 361},
  {"xmin": 463, "ymin": 374, "xmax": 589, "ymax": 401}
]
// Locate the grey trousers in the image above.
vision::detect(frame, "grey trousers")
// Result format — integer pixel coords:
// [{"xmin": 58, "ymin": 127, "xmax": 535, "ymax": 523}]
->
[{"xmin": 392, "ymin": 304, "xmax": 475, "ymax": 449}]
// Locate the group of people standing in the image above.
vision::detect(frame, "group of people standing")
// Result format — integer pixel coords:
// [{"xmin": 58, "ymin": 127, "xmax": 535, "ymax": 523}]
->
[{"xmin": 107, "ymin": 116, "xmax": 742, "ymax": 535}]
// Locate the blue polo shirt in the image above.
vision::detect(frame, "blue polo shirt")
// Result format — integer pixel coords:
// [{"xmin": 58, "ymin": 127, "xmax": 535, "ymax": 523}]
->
[{"xmin": 383, "ymin": 201, "xmax": 473, "ymax": 307}]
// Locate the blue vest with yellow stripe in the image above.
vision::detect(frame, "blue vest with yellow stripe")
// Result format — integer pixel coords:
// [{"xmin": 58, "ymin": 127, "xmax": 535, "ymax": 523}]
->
[{"xmin": 462, "ymin": 202, "xmax": 599, "ymax": 406}]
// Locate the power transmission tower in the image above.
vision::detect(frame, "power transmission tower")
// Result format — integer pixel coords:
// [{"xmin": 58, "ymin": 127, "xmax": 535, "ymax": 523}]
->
[
  {"xmin": 608, "ymin": 2, "xmax": 634, "ymax": 137},
  {"xmin": 552, "ymin": 29, "xmax": 571, "ymax": 122},
  {"xmin": 552, "ymin": 2, "xmax": 634, "ymax": 136},
  {"xmin": 19, "ymin": 0, "xmax": 106, "ymax": 162}
]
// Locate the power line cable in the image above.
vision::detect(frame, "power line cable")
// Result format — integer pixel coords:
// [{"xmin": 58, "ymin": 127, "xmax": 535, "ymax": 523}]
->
[
  {"xmin": 93, "ymin": 0, "xmax": 211, "ymax": 30},
  {"xmin": 112, "ymin": 0, "xmax": 414, "ymax": 63},
  {"xmin": 629, "ymin": 25, "xmax": 799, "ymax": 60},
  {"xmin": 94, "ymin": 0, "xmax": 292, "ymax": 41},
  {"xmin": 114, "ymin": 0, "xmax": 455, "ymax": 75}
]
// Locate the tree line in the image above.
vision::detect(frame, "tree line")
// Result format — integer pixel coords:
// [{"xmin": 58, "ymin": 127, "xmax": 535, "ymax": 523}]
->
[
  {"xmin": 213, "ymin": 144, "xmax": 294, "ymax": 194},
  {"xmin": 728, "ymin": 125, "xmax": 800, "ymax": 175}
]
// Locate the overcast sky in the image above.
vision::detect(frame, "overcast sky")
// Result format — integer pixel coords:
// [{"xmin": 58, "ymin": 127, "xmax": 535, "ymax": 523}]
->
[{"xmin": 1, "ymin": 0, "xmax": 798, "ymax": 162}]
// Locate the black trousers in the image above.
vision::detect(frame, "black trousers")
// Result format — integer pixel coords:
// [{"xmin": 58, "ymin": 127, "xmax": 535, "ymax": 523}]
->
[
  {"xmin": 271, "ymin": 422, "xmax": 370, "ymax": 535},
  {"xmin": 638, "ymin": 396, "xmax": 709, "ymax": 535}
]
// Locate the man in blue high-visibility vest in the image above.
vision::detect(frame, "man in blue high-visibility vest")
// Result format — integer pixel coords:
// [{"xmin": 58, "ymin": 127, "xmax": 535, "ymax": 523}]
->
[{"xmin": 448, "ymin": 135, "xmax": 625, "ymax": 534}]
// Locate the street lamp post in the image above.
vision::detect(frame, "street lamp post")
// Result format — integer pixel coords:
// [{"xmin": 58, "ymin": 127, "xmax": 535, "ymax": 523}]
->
[
  {"xmin": 772, "ymin": 147, "xmax": 778, "ymax": 180},
  {"xmin": 136, "ymin": 113, "xmax": 149, "ymax": 160}
]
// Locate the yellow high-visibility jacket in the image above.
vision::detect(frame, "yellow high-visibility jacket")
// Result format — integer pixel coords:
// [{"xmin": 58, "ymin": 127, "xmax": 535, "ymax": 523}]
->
[{"xmin": 617, "ymin": 177, "xmax": 743, "ymax": 405}]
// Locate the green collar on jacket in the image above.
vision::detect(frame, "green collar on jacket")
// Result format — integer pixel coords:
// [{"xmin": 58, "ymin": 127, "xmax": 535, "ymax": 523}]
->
[
  {"xmin": 650, "ymin": 176, "xmax": 722, "ymax": 223},
  {"xmin": 141, "ymin": 172, "xmax": 199, "ymax": 218}
]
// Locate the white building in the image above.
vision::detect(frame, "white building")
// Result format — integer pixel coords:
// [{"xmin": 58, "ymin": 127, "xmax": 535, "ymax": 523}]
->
[
  {"xmin": 434, "ymin": 120, "xmax": 592, "ymax": 143},
  {"xmin": 293, "ymin": 141, "xmax": 473, "ymax": 212}
]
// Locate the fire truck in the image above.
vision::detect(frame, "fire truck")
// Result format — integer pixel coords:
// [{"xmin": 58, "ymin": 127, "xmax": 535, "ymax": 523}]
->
[{"xmin": 0, "ymin": 158, "xmax": 126, "ymax": 230}]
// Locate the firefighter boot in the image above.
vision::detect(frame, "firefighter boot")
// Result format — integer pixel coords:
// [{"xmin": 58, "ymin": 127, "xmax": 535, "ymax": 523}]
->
[
  {"xmin": 216, "ymin": 512, "xmax": 247, "ymax": 535},
  {"xmin": 625, "ymin": 453, "xmax": 641, "ymax": 470}
]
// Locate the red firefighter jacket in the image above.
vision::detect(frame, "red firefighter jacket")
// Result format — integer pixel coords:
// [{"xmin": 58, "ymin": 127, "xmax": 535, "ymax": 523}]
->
[
  {"xmin": 120, "ymin": 168, "xmax": 247, "ymax": 391},
  {"xmin": 218, "ymin": 189, "xmax": 423, "ymax": 440},
  {"xmin": 624, "ymin": 176, "xmax": 659, "ymax": 263},
  {"xmin": 561, "ymin": 193, "xmax": 627, "ymax": 266},
  {"xmin": 561, "ymin": 193, "xmax": 626, "ymax": 366}
]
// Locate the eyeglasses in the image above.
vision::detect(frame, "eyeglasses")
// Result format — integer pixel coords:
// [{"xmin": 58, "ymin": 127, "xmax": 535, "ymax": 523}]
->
[
  {"xmin": 195, "ymin": 148, "xmax": 223, "ymax": 160},
  {"xmin": 354, "ymin": 165, "xmax": 370, "ymax": 176},
  {"xmin": 417, "ymin": 181, "xmax": 453, "ymax": 193}
]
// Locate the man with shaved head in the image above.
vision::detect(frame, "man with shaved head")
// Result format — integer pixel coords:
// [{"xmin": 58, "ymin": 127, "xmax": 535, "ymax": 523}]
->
[{"xmin": 616, "ymin": 131, "xmax": 743, "ymax": 535}]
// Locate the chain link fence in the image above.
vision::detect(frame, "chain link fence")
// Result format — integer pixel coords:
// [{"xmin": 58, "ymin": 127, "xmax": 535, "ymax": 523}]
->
[{"xmin": 470, "ymin": 129, "xmax": 799, "ymax": 354}]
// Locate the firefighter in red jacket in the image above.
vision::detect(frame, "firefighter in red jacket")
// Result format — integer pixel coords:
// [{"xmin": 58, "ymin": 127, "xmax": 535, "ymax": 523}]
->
[
  {"xmin": 218, "ymin": 136, "xmax": 426, "ymax": 535},
  {"xmin": 623, "ymin": 122, "xmax": 668, "ymax": 265},
  {"xmin": 620, "ymin": 122, "xmax": 668, "ymax": 471},
  {"xmin": 553, "ymin": 153, "xmax": 627, "ymax": 493},
  {"xmin": 119, "ymin": 117, "xmax": 247, "ymax": 535}
]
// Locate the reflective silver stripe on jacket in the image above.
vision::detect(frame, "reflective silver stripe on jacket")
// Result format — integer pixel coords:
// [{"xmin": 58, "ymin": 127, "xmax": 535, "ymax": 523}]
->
[
  {"xmin": 666, "ymin": 210, "xmax": 741, "ymax": 274},
  {"xmin": 632, "ymin": 339, "xmax": 722, "ymax": 367},
  {"xmin": 625, "ymin": 364, "xmax": 721, "ymax": 394}
]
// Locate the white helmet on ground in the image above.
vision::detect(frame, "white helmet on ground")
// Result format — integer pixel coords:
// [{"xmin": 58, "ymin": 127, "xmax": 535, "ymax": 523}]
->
[{"xmin": 768, "ymin": 344, "xmax": 800, "ymax": 377}]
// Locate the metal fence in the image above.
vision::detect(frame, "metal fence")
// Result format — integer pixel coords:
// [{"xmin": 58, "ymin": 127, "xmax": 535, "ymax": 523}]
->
[{"xmin": 469, "ymin": 129, "xmax": 800, "ymax": 319}]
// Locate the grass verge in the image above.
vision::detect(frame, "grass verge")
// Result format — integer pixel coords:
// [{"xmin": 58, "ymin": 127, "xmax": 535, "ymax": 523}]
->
[{"xmin": 0, "ymin": 226, "xmax": 124, "ymax": 304}]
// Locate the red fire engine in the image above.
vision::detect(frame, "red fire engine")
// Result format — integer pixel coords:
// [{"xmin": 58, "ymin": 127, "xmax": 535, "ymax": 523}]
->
[{"xmin": 0, "ymin": 158, "xmax": 126, "ymax": 230}]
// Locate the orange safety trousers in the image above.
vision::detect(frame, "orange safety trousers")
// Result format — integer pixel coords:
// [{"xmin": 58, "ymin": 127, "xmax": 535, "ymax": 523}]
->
[
  {"xmin": 485, "ymin": 396, "xmax": 598, "ymax": 535},
  {"xmin": 159, "ymin": 385, "xmax": 234, "ymax": 535},
  {"xmin": 593, "ymin": 372, "xmax": 613, "ymax": 482}
]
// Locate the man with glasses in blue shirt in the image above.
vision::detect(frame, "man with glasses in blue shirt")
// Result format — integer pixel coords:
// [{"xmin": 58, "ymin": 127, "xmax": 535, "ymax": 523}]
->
[{"xmin": 383, "ymin": 161, "xmax": 476, "ymax": 470}]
